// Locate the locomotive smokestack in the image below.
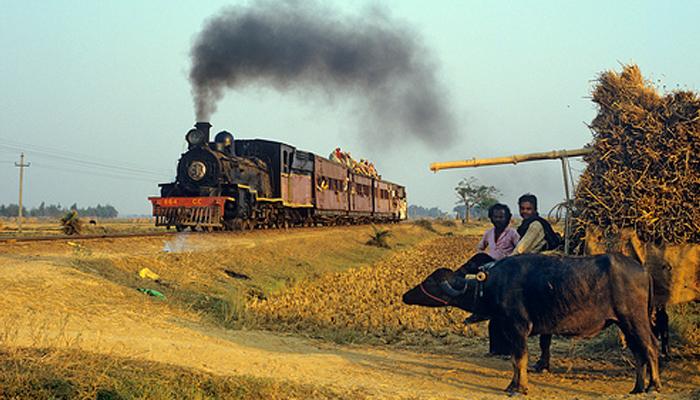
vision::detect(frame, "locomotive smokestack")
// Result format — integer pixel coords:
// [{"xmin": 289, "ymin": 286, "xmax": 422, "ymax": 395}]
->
[{"xmin": 195, "ymin": 121, "xmax": 212, "ymax": 142}]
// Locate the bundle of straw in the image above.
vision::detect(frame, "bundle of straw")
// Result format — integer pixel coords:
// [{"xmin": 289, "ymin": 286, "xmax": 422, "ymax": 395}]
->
[{"xmin": 572, "ymin": 65, "xmax": 700, "ymax": 248}]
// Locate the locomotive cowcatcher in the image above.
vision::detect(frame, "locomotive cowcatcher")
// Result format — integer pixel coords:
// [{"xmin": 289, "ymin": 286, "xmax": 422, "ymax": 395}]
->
[{"xmin": 149, "ymin": 122, "xmax": 407, "ymax": 231}]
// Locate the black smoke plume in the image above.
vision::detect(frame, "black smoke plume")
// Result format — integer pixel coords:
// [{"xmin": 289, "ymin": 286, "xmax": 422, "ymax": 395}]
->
[{"xmin": 189, "ymin": 1, "xmax": 456, "ymax": 146}]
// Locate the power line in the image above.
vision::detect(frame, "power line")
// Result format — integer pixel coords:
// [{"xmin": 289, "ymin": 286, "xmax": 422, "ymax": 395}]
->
[
  {"xmin": 0, "ymin": 135, "xmax": 173, "ymax": 173},
  {"xmin": 0, "ymin": 144, "xmax": 172, "ymax": 180},
  {"xmin": 0, "ymin": 142, "xmax": 169, "ymax": 177},
  {"xmin": 0, "ymin": 138, "xmax": 173, "ymax": 177},
  {"xmin": 31, "ymin": 162, "xmax": 170, "ymax": 183}
]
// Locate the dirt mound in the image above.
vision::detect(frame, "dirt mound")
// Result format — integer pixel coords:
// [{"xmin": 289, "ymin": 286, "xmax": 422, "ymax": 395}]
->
[
  {"xmin": 573, "ymin": 64, "xmax": 700, "ymax": 249},
  {"xmin": 250, "ymin": 235, "xmax": 481, "ymax": 340}
]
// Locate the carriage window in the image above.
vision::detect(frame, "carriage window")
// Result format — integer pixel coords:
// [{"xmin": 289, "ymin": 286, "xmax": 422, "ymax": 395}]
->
[
  {"xmin": 317, "ymin": 176, "xmax": 329, "ymax": 190},
  {"xmin": 283, "ymin": 151, "xmax": 289, "ymax": 173}
]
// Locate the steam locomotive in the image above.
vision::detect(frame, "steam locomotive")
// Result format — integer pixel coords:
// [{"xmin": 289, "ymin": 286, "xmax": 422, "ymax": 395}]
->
[{"xmin": 149, "ymin": 122, "xmax": 407, "ymax": 231}]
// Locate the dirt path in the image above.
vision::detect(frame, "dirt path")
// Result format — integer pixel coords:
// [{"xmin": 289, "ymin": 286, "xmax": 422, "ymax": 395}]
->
[{"xmin": 0, "ymin": 232, "xmax": 698, "ymax": 399}]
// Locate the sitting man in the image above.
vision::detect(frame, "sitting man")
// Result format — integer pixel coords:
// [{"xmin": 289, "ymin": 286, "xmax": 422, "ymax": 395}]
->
[
  {"xmin": 511, "ymin": 193, "xmax": 561, "ymax": 255},
  {"xmin": 476, "ymin": 203, "xmax": 520, "ymax": 261}
]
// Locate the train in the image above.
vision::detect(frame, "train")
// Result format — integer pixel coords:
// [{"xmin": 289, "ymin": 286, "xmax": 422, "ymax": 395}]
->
[{"xmin": 148, "ymin": 122, "xmax": 407, "ymax": 231}]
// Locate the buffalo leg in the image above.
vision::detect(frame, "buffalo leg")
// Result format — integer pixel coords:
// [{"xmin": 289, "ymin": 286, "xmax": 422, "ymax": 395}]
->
[
  {"xmin": 653, "ymin": 306, "xmax": 669, "ymax": 358},
  {"xmin": 618, "ymin": 319, "xmax": 661, "ymax": 393},
  {"xmin": 644, "ymin": 335, "xmax": 662, "ymax": 392},
  {"xmin": 632, "ymin": 351, "xmax": 647, "ymax": 394},
  {"xmin": 489, "ymin": 319, "xmax": 511, "ymax": 355},
  {"xmin": 533, "ymin": 334, "xmax": 551, "ymax": 372},
  {"xmin": 505, "ymin": 328, "xmax": 529, "ymax": 395},
  {"xmin": 636, "ymin": 321, "xmax": 662, "ymax": 392},
  {"xmin": 616, "ymin": 320, "xmax": 645, "ymax": 394}
]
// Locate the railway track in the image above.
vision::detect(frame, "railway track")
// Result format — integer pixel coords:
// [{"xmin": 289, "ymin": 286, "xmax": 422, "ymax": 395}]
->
[
  {"xmin": 0, "ymin": 230, "xmax": 178, "ymax": 243},
  {"xmin": 0, "ymin": 222, "xmax": 395, "ymax": 244}
]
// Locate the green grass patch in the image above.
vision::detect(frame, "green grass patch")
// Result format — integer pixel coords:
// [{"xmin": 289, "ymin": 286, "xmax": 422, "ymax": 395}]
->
[
  {"xmin": 64, "ymin": 225, "xmax": 445, "ymax": 333},
  {"xmin": 411, "ymin": 219, "xmax": 436, "ymax": 232},
  {"xmin": 0, "ymin": 346, "xmax": 358, "ymax": 400},
  {"xmin": 69, "ymin": 257, "xmax": 252, "ymax": 329}
]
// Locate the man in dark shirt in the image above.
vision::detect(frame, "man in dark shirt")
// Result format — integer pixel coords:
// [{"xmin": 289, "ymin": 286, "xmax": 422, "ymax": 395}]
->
[{"xmin": 512, "ymin": 193, "xmax": 560, "ymax": 254}]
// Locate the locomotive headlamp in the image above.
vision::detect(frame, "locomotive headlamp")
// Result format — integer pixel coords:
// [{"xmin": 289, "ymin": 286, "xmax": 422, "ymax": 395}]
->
[
  {"xmin": 186, "ymin": 129, "xmax": 207, "ymax": 146},
  {"xmin": 187, "ymin": 161, "xmax": 207, "ymax": 181}
]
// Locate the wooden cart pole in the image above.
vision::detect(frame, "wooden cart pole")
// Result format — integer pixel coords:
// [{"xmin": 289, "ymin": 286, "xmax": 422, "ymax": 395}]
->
[
  {"xmin": 430, "ymin": 147, "xmax": 592, "ymax": 254},
  {"xmin": 429, "ymin": 148, "xmax": 592, "ymax": 172}
]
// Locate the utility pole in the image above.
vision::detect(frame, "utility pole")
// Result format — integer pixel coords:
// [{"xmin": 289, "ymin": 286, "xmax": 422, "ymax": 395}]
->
[{"xmin": 14, "ymin": 153, "xmax": 30, "ymax": 233}]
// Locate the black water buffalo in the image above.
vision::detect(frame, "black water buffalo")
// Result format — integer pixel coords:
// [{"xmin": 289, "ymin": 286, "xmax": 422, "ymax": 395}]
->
[{"xmin": 402, "ymin": 253, "xmax": 661, "ymax": 395}]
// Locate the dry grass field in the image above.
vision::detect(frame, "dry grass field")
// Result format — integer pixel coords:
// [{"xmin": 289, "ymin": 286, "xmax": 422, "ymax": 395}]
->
[{"xmin": 0, "ymin": 219, "xmax": 698, "ymax": 399}]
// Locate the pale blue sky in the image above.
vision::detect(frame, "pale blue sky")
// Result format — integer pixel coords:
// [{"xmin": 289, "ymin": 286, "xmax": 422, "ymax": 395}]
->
[{"xmin": 2, "ymin": 1, "xmax": 699, "ymax": 215}]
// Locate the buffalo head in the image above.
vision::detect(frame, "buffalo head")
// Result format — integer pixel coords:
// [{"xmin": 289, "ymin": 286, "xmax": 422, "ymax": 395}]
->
[{"xmin": 402, "ymin": 267, "xmax": 479, "ymax": 309}]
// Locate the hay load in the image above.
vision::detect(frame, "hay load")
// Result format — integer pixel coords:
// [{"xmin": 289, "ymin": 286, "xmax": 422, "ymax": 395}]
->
[{"xmin": 573, "ymin": 64, "xmax": 700, "ymax": 248}]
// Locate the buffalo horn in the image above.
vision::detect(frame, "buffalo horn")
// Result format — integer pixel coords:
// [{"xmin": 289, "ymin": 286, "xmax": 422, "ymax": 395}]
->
[{"xmin": 439, "ymin": 280, "xmax": 467, "ymax": 297}]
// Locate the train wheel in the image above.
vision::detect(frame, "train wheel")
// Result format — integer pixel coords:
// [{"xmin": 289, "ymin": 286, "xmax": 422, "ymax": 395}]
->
[
  {"xmin": 229, "ymin": 218, "xmax": 242, "ymax": 230},
  {"xmin": 175, "ymin": 225, "xmax": 185, "ymax": 232}
]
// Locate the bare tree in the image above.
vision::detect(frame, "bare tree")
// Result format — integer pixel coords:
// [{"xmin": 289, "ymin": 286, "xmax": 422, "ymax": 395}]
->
[{"xmin": 455, "ymin": 177, "xmax": 500, "ymax": 222}]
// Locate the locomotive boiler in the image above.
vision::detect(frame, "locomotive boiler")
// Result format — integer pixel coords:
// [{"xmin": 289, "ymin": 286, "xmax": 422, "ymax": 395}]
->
[{"xmin": 149, "ymin": 122, "xmax": 407, "ymax": 231}]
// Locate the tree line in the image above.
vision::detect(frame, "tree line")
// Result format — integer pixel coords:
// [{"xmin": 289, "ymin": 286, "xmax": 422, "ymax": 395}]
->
[
  {"xmin": 408, "ymin": 205, "xmax": 448, "ymax": 219},
  {"xmin": 0, "ymin": 202, "xmax": 119, "ymax": 218},
  {"xmin": 409, "ymin": 177, "xmax": 500, "ymax": 221}
]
